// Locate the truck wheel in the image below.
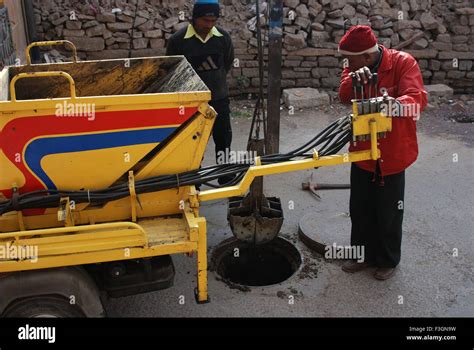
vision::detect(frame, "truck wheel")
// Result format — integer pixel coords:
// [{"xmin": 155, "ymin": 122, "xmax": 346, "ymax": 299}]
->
[
  {"xmin": 3, "ymin": 295, "xmax": 86, "ymax": 318},
  {"xmin": 0, "ymin": 267, "xmax": 105, "ymax": 317}
]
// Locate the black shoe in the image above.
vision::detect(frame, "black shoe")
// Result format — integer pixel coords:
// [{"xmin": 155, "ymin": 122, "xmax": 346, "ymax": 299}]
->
[
  {"xmin": 374, "ymin": 267, "xmax": 397, "ymax": 280},
  {"xmin": 218, "ymin": 174, "xmax": 236, "ymax": 186},
  {"xmin": 341, "ymin": 261, "xmax": 374, "ymax": 273}
]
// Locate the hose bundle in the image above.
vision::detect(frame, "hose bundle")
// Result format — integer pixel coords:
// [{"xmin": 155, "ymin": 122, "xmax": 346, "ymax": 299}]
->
[{"xmin": 0, "ymin": 115, "xmax": 351, "ymax": 215}]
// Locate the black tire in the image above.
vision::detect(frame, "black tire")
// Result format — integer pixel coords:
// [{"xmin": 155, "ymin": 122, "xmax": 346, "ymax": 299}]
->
[{"xmin": 3, "ymin": 295, "xmax": 86, "ymax": 318}]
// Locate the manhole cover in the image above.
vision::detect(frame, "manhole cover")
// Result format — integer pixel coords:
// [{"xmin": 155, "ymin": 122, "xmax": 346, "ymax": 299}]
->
[{"xmin": 298, "ymin": 211, "xmax": 351, "ymax": 256}]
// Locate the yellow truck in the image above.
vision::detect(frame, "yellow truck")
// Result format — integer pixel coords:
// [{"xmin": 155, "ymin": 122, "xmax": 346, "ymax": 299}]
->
[{"xmin": 0, "ymin": 41, "xmax": 391, "ymax": 317}]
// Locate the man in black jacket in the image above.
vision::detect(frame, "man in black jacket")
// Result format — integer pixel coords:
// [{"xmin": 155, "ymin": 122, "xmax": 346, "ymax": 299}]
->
[{"xmin": 166, "ymin": 0, "xmax": 235, "ymax": 185}]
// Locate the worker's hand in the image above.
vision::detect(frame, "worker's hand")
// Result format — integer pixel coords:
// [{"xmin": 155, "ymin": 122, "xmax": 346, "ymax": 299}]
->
[{"xmin": 351, "ymin": 67, "xmax": 372, "ymax": 85}]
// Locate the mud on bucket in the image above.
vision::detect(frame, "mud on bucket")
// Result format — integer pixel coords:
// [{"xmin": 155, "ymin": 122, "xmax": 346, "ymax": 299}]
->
[{"xmin": 227, "ymin": 196, "xmax": 284, "ymax": 245}]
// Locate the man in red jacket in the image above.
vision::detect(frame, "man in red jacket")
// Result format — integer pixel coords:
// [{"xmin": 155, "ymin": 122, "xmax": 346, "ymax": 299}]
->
[{"xmin": 338, "ymin": 26, "xmax": 427, "ymax": 280}]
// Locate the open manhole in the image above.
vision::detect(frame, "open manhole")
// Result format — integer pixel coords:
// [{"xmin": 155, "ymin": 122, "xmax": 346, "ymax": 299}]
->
[{"xmin": 211, "ymin": 237, "xmax": 302, "ymax": 287}]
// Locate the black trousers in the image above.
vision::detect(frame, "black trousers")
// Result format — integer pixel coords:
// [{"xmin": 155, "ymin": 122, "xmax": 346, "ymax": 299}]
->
[
  {"xmin": 349, "ymin": 163, "xmax": 405, "ymax": 268},
  {"xmin": 209, "ymin": 98, "xmax": 232, "ymax": 163}
]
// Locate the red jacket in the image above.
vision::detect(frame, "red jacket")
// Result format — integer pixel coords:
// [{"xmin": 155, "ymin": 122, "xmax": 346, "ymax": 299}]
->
[{"xmin": 339, "ymin": 45, "xmax": 427, "ymax": 176}]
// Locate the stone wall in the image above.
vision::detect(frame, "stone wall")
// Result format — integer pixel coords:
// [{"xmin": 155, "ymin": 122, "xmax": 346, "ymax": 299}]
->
[{"xmin": 33, "ymin": 0, "xmax": 474, "ymax": 94}]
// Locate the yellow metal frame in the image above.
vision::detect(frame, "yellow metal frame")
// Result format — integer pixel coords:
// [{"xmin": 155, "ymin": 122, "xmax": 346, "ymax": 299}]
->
[
  {"xmin": 0, "ymin": 91, "xmax": 212, "ymax": 116},
  {"xmin": 0, "ymin": 200, "xmax": 209, "ymax": 302},
  {"xmin": 199, "ymin": 150, "xmax": 373, "ymax": 202},
  {"xmin": 10, "ymin": 71, "xmax": 77, "ymax": 101},
  {"xmin": 351, "ymin": 99, "xmax": 392, "ymax": 136},
  {"xmin": 0, "ymin": 93, "xmax": 390, "ymax": 303},
  {"xmin": 26, "ymin": 40, "xmax": 78, "ymax": 65},
  {"xmin": 199, "ymin": 103, "xmax": 390, "ymax": 202}
]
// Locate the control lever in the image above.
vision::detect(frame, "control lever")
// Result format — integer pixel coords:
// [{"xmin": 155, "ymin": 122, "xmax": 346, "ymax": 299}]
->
[
  {"xmin": 368, "ymin": 73, "xmax": 379, "ymax": 113},
  {"xmin": 351, "ymin": 73, "xmax": 359, "ymax": 101}
]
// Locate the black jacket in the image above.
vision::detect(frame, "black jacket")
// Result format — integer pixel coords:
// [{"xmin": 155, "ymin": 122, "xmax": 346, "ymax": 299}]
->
[{"xmin": 166, "ymin": 25, "xmax": 234, "ymax": 101}]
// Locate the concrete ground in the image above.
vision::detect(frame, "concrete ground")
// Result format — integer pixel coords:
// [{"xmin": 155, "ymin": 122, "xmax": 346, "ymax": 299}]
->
[{"xmin": 106, "ymin": 98, "xmax": 473, "ymax": 317}]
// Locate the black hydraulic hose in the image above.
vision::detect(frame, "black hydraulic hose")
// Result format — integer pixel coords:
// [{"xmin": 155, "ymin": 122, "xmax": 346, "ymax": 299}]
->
[
  {"xmin": 0, "ymin": 117, "xmax": 353, "ymax": 215},
  {"xmin": 261, "ymin": 116, "xmax": 350, "ymax": 163},
  {"xmin": 289, "ymin": 116, "xmax": 349, "ymax": 156},
  {"xmin": 263, "ymin": 116, "xmax": 345, "ymax": 160}
]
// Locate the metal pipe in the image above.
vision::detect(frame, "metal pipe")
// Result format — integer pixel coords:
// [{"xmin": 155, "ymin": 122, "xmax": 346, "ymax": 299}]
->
[
  {"xmin": 0, "ymin": 221, "xmax": 147, "ymax": 239},
  {"xmin": 351, "ymin": 73, "xmax": 357, "ymax": 100},
  {"xmin": 368, "ymin": 75, "xmax": 371, "ymax": 100},
  {"xmin": 266, "ymin": 0, "xmax": 283, "ymax": 154},
  {"xmin": 199, "ymin": 149, "xmax": 376, "ymax": 202},
  {"xmin": 248, "ymin": 0, "xmax": 267, "ymax": 148},
  {"xmin": 370, "ymin": 120, "xmax": 378, "ymax": 160}
]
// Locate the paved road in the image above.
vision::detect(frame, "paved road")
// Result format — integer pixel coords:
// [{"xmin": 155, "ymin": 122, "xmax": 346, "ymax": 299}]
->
[{"xmin": 106, "ymin": 101, "xmax": 474, "ymax": 317}]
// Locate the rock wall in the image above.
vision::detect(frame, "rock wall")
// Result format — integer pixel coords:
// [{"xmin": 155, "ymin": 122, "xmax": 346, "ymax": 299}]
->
[{"xmin": 33, "ymin": 0, "xmax": 474, "ymax": 93}]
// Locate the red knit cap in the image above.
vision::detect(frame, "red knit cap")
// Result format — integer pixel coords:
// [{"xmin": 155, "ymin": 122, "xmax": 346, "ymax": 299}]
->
[{"xmin": 338, "ymin": 25, "xmax": 378, "ymax": 55}]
